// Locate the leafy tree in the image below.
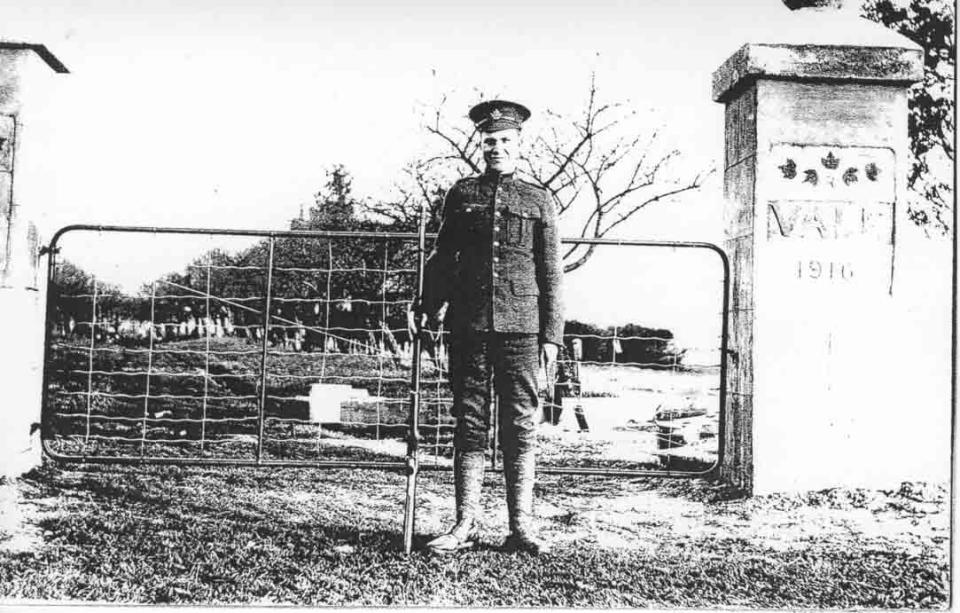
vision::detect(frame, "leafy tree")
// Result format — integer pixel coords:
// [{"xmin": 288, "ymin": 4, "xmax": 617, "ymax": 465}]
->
[
  {"xmin": 53, "ymin": 259, "xmax": 127, "ymax": 336},
  {"xmin": 862, "ymin": 0, "xmax": 955, "ymax": 232},
  {"xmin": 285, "ymin": 166, "xmax": 419, "ymax": 339},
  {"xmin": 292, "ymin": 163, "xmax": 360, "ymax": 231},
  {"xmin": 145, "ymin": 248, "xmax": 252, "ymax": 329},
  {"xmin": 146, "ymin": 166, "xmax": 421, "ymax": 348},
  {"xmin": 563, "ymin": 320, "xmax": 682, "ymax": 367}
]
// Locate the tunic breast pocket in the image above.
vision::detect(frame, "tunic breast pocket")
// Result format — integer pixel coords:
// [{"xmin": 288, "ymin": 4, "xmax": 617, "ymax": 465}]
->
[
  {"xmin": 503, "ymin": 205, "xmax": 540, "ymax": 249},
  {"xmin": 460, "ymin": 203, "xmax": 490, "ymax": 234}
]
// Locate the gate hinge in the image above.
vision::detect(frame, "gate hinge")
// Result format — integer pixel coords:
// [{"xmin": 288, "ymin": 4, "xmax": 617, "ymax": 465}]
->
[{"xmin": 38, "ymin": 245, "xmax": 60, "ymax": 257}]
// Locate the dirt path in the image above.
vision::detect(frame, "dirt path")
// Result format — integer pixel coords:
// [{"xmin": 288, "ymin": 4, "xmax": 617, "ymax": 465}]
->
[{"xmin": 416, "ymin": 473, "xmax": 948, "ymax": 560}]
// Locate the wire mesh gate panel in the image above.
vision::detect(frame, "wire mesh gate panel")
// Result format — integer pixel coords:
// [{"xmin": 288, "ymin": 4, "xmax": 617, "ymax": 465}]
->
[
  {"xmin": 42, "ymin": 227, "xmax": 727, "ymax": 478},
  {"xmin": 535, "ymin": 239, "xmax": 729, "ymax": 477},
  {"xmin": 41, "ymin": 226, "xmax": 440, "ymax": 468},
  {"xmin": 414, "ymin": 238, "xmax": 730, "ymax": 476}
]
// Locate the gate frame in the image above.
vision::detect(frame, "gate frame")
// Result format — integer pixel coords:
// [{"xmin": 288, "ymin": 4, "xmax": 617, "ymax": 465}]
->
[
  {"xmin": 39, "ymin": 225, "xmax": 730, "ymax": 554},
  {"xmin": 534, "ymin": 237, "xmax": 730, "ymax": 480}
]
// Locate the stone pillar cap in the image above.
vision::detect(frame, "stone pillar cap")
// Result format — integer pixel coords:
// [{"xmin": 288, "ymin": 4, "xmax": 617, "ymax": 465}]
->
[
  {"xmin": 0, "ymin": 41, "xmax": 69, "ymax": 73},
  {"xmin": 784, "ymin": 0, "xmax": 847, "ymax": 9},
  {"xmin": 713, "ymin": 9, "xmax": 922, "ymax": 102}
]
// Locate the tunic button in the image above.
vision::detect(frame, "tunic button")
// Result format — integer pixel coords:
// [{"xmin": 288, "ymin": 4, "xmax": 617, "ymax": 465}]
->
[
  {"xmin": 493, "ymin": 272, "xmax": 499, "ymax": 278},
  {"xmin": 493, "ymin": 257, "xmax": 499, "ymax": 263},
  {"xmin": 493, "ymin": 241, "xmax": 500, "ymax": 247}
]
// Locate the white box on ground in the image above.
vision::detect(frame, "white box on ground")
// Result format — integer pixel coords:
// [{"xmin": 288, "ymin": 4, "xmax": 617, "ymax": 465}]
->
[{"xmin": 308, "ymin": 383, "xmax": 370, "ymax": 424}]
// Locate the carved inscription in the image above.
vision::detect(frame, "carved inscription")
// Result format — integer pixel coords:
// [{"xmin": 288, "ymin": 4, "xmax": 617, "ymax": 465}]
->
[
  {"xmin": 767, "ymin": 200, "xmax": 893, "ymax": 242},
  {"xmin": 766, "ymin": 144, "xmax": 896, "ymax": 290},
  {"xmin": 796, "ymin": 259, "xmax": 854, "ymax": 282},
  {"xmin": 777, "ymin": 148, "xmax": 881, "ymax": 188},
  {"xmin": 769, "ymin": 144, "xmax": 894, "ymax": 201}
]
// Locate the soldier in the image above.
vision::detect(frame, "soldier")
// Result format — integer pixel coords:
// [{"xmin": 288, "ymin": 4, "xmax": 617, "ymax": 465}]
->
[{"xmin": 415, "ymin": 99, "xmax": 564, "ymax": 555}]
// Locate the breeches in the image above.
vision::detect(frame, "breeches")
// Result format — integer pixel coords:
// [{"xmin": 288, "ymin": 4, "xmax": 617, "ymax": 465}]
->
[{"xmin": 449, "ymin": 332, "xmax": 540, "ymax": 454}]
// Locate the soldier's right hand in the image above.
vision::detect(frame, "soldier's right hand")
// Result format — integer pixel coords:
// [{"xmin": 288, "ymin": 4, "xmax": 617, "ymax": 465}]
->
[
  {"xmin": 407, "ymin": 304, "xmax": 425, "ymax": 336},
  {"xmin": 408, "ymin": 299, "xmax": 447, "ymax": 340}
]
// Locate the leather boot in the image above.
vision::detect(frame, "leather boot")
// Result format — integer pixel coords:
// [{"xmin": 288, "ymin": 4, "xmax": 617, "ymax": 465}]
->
[
  {"xmin": 426, "ymin": 450, "xmax": 485, "ymax": 554},
  {"xmin": 502, "ymin": 445, "xmax": 547, "ymax": 555}
]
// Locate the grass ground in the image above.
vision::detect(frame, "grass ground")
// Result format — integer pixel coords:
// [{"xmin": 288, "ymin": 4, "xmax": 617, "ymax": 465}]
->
[
  {"xmin": 29, "ymin": 338, "xmax": 948, "ymax": 606},
  {"xmin": 0, "ymin": 462, "xmax": 948, "ymax": 607}
]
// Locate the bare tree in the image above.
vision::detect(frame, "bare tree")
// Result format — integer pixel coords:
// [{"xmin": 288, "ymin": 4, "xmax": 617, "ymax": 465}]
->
[
  {"xmin": 409, "ymin": 76, "xmax": 712, "ymax": 273},
  {"xmin": 363, "ymin": 160, "xmax": 451, "ymax": 231}
]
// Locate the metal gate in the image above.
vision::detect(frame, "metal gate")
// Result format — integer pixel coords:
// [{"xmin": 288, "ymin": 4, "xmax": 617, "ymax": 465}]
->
[
  {"xmin": 526, "ymin": 239, "xmax": 729, "ymax": 478},
  {"xmin": 39, "ymin": 223, "xmax": 728, "ymax": 551}
]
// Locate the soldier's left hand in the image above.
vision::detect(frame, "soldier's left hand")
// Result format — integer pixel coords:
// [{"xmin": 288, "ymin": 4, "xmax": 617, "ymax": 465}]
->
[
  {"xmin": 540, "ymin": 342, "xmax": 559, "ymax": 372},
  {"xmin": 406, "ymin": 304, "xmax": 424, "ymax": 336}
]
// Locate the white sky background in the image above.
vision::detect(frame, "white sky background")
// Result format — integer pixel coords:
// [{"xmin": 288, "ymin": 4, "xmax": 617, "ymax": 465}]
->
[{"xmin": 0, "ymin": 0, "xmax": 952, "ymax": 360}]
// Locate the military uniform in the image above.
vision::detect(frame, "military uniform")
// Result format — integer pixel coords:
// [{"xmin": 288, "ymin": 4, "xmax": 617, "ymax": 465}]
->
[
  {"xmin": 418, "ymin": 99, "xmax": 563, "ymax": 555},
  {"xmin": 422, "ymin": 172, "xmax": 563, "ymax": 343},
  {"xmin": 422, "ymin": 171, "xmax": 564, "ymax": 452}
]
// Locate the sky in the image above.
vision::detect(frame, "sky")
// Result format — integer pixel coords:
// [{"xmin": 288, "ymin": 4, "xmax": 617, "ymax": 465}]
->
[
  {"xmin": 4, "ymin": 0, "xmax": 777, "ymax": 236},
  {"xmin": 0, "ymin": 0, "xmax": 951, "ymax": 356}
]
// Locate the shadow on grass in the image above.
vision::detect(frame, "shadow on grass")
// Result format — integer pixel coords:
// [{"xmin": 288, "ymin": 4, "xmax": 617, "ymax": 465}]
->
[{"xmin": 537, "ymin": 472, "xmax": 746, "ymax": 505}]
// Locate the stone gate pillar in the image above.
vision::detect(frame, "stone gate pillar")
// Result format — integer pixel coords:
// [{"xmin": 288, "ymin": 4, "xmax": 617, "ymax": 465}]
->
[
  {"xmin": 712, "ymin": 3, "xmax": 925, "ymax": 493},
  {"xmin": 0, "ymin": 42, "xmax": 68, "ymax": 480}
]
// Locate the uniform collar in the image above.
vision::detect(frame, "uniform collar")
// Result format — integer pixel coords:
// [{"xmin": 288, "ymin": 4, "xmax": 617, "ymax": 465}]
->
[{"xmin": 482, "ymin": 168, "xmax": 516, "ymax": 182}]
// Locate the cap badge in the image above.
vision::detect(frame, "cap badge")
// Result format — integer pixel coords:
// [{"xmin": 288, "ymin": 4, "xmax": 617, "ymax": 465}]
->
[{"xmin": 490, "ymin": 108, "xmax": 503, "ymax": 120}]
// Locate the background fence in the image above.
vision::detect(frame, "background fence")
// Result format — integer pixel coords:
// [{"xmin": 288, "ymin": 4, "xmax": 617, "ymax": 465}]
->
[{"xmin": 41, "ymin": 226, "xmax": 727, "ymax": 478}]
